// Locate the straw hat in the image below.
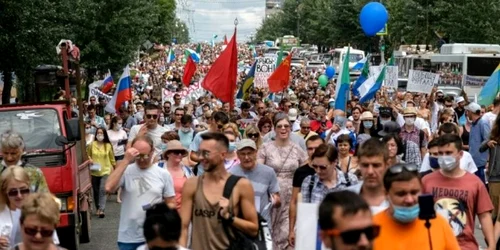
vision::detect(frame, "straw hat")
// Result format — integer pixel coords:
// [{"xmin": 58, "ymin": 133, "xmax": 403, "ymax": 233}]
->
[{"xmin": 164, "ymin": 140, "xmax": 188, "ymax": 157}]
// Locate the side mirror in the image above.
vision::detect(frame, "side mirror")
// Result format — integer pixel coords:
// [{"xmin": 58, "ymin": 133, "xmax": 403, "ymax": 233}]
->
[
  {"xmin": 55, "ymin": 136, "xmax": 70, "ymax": 146},
  {"xmin": 65, "ymin": 118, "xmax": 81, "ymax": 141}
]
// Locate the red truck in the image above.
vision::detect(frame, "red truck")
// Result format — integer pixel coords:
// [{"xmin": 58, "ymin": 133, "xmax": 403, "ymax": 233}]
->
[{"xmin": 0, "ymin": 101, "xmax": 92, "ymax": 249}]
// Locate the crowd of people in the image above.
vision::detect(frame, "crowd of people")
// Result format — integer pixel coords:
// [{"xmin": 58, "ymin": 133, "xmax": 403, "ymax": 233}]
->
[{"xmin": 2, "ymin": 41, "xmax": 500, "ymax": 250}]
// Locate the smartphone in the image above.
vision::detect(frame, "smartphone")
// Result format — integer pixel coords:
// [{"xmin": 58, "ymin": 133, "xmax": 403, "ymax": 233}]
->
[{"xmin": 418, "ymin": 194, "xmax": 436, "ymax": 220}]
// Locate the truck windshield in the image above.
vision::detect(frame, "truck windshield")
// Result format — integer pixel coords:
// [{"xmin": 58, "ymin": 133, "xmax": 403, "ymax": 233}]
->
[
  {"xmin": 467, "ymin": 57, "xmax": 500, "ymax": 76},
  {"xmin": 0, "ymin": 109, "xmax": 63, "ymax": 151}
]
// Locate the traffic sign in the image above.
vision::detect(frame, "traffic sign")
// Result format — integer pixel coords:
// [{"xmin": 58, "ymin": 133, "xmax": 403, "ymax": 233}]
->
[{"xmin": 377, "ymin": 24, "xmax": 388, "ymax": 36}]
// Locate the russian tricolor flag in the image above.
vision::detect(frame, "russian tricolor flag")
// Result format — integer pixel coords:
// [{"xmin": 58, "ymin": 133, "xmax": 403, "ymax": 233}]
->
[
  {"xmin": 105, "ymin": 66, "xmax": 131, "ymax": 114},
  {"xmin": 101, "ymin": 69, "xmax": 114, "ymax": 93}
]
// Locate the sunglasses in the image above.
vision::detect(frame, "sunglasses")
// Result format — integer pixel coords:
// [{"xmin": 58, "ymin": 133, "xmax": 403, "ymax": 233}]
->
[
  {"xmin": 175, "ymin": 113, "xmax": 183, "ymax": 116},
  {"xmin": 312, "ymin": 164, "xmax": 328, "ymax": 170},
  {"xmin": 388, "ymin": 164, "xmax": 419, "ymax": 174},
  {"xmin": 137, "ymin": 154, "xmax": 150, "ymax": 160},
  {"xmin": 276, "ymin": 124, "xmax": 290, "ymax": 129},
  {"xmin": 24, "ymin": 227, "xmax": 54, "ymax": 238},
  {"xmin": 8, "ymin": 188, "xmax": 30, "ymax": 197},
  {"xmin": 324, "ymin": 225, "xmax": 380, "ymax": 245},
  {"xmin": 168, "ymin": 150, "xmax": 185, "ymax": 155},
  {"xmin": 146, "ymin": 114, "xmax": 159, "ymax": 119},
  {"xmin": 301, "ymin": 126, "xmax": 311, "ymax": 129},
  {"xmin": 247, "ymin": 133, "xmax": 259, "ymax": 138}
]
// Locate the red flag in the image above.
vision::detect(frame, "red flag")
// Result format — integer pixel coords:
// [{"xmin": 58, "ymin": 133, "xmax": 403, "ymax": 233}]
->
[
  {"xmin": 182, "ymin": 56, "xmax": 197, "ymax": 87},
  {"xmin": 267, "ymin": 53, "xmax": 293, "ymax": 93},
  {"xmin": 224, "ymin": 35, "xmax": 228, "ymax": 45},
  {"xmin": 202, "ymin": 28, "xmax": 238, "ymax": 108}
]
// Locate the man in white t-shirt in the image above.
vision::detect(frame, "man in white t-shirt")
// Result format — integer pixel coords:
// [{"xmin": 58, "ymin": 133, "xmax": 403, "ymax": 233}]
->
[
  {"xmin": 482, "ymin": 96, "xmax": 500, "ymax": 128},
  {"xmin": 106, "ymin": 136, "xmax": 175, "ymax": 250},
  {"xmin": 128, "ymin": 104, "xmax": 170, "ymax": 157}
]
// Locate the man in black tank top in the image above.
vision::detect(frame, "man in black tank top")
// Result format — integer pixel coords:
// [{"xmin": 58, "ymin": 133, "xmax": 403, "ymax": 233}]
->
[{"xmin": 178, "ymin": 132, "xmax": 258, "ymax": 250}]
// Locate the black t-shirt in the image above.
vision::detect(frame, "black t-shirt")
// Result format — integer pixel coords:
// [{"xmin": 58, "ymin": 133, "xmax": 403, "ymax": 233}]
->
[{"xmin": 292, "ymin": 164, "xmax": 316, "ymax": 188}]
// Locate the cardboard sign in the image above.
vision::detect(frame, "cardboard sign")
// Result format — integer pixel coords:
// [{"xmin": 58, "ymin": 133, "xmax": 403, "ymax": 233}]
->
[
  {"xmin": 254, "ymin": 56, "xmax": 277, "ymax": 88},
  {"xmin": 295, "ymin": 202, "xmax": 328, "ymax": 250},
  {"xmin": 406, "ymin": 70, "xmax": 440, "ymax": 94},
  {"xmin": 369, "ymin": 66, "xmax": 383, "ymax": 78},
  {"xmin": 384, "ymin": 66, "xmax": 399, "ymax": 89},
  {"xmin": 161, "ymin": 81, "xmax": 205, "ymax": 104}
]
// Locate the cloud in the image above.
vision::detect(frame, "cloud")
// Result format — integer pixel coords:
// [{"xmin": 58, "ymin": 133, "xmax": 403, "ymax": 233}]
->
[{"xmin": 177, "ymin": 1, "xmax": 265, "ymax": 42}]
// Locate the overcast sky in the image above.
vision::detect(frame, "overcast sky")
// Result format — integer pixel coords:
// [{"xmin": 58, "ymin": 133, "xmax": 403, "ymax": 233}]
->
[{"xmin": 176, "ymin": 0, "xmax": 266, "ymax": 43}]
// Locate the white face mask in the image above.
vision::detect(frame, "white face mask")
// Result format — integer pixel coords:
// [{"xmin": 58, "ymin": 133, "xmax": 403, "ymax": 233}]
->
[
  {"xmin": 405, "ymin": 117, "xmax": 415, "ymax": 126},
  {"xmin": 115, "ymin": 124, "xmax": 122, "ymax": 131},
  {"xmin": 438, "ymin": 155, "xmax": 457, "ymax": 171},
  {"xmin": 96, "ymin": 135, "xmax": 104, "ymax": 142}
]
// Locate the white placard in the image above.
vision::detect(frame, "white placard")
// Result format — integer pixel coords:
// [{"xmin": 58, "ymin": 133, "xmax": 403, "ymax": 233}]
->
[
  {"xmin": 254, "ymin": 56, "xmax": 277, "ymax": 88},
  {"xmin": 384, "ymin": 66, "xmax": 399, "ymax": 89},
  {"xmin": 406, "ymin": 70, "xmax": 440, "ymax": 94},
  {"xmin": 295, "ymin": 202, "xmax": 328, "ymax": 250},
  {"xmin": 88, "ymin": 85, "xmax": 112, "ymax": 103},
  {"xmin": 369, "ymin": 66, "xmax": 383, "ymax": 78}
]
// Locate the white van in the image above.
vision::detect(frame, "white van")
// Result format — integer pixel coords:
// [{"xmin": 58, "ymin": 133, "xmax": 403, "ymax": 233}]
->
[{"xmin": 329, "ymin": 47, "xmax": 365, "ymax": 75}]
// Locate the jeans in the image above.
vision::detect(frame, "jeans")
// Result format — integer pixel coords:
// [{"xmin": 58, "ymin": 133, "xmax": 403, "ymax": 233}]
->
[
  {"xmin": 91, "ymin": 175, "xmax": 108, "ymax": 211},
  {"xmin": 117, "ymin": 242, "xmax": 144, "ymax": 250},
  {"xmin": 475, "ymin": 166, "xmax": 486, "ymax": 185}
]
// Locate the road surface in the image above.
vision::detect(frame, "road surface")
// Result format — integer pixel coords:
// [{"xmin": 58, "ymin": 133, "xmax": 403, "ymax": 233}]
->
[{"xmin": 80, "ymin": 195, "xmax": 121, "ymax": 250}]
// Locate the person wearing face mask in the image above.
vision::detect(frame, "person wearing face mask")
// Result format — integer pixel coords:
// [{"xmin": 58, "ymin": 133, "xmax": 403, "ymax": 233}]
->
[
  {"xmin": 373, "ymin": 163, "xmax": 460, "ymax": 250},
  {"xmin": 177, "ymin": 115, "xmax": 197, "ymax": 150},
  {"xmin": 422, "ymin": 134, "xmax": 494, "ymax": 250},
  {"xmin": 357, "ymin": 111, "xmax": 376, "ymax": 146},
  {"xmin": 400, "ymin": 107, "xmax": 427, "ymax": 161},
  {"xmin": 87, "ymin": 128, "xmax": 116, "ymax": 218},
  {"xmin": 105, "ymin": 136, "xmax": 175, "ymax": 250},
  {"xmin": 223, "ymin": 133, "xmax": 240, "ymax": 171}
]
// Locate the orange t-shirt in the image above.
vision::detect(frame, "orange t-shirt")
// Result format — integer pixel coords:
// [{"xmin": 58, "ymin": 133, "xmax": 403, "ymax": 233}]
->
[{"xmin": 373, "ymin": 210, "xmax": 460, "ymax": 250}]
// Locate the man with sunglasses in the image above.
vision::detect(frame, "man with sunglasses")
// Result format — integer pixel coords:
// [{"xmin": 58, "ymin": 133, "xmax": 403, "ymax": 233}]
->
[
  {"xmin": 179, "ymin": 132, "xmax": 258, "ymax": 250},
  {"xmin": 128, "ymin": 104, "xmax": 170, "ymax": 158},
  {"xmin": 189, "ymin": 111, "xmax": 229, "ymax": 175},
  {"xmin": 373, "ymin": 163, "xmax": 460, "ymax": 250},
  {"xmin": 295, "ymin": 118, "xmax": 318, "ymax": 140},
  {"xmin": 318, "ymin": 190, "xmax": 379, "ymax": 250},
  {"xmin": 422, "ymin": 134, "xmax": 494, "ymax": 250},
  {"xmin": 106, "ymin": 135, "xmax": 175, "ymax": 250},
  {"xmin": 169, "ymin": 108, "xmax": 185, "ymax": 131}
]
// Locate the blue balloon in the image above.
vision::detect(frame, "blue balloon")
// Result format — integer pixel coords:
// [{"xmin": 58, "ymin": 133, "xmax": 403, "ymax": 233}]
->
[
  {"xmin": 325, "ymin": 66, "xmax": 336, "ymax": 79},
  {"xmin": 359, "ymin": 2, "xmax": 389, "ymax": 36}
]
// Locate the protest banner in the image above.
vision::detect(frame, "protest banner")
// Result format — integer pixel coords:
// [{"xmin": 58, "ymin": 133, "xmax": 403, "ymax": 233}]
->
[
  {"xmin": 295, "ymin": 202, "xmax": 327, "ymax": 250},
  {"xmin": 384, "ymin": 66, "xmax": 399, "ymax": 89},
  {"xmin": 464, "ymin": 75, "xmax": 488, "ymax": 86},
  {"xmin": 254, "ymin": 55, "xmax": 277, "ymax": 88},
  {"xmin": 88, "ymin": 84, "xmax": 112, "ymax": 102},
  {"xmin": 406, "ymin": 70, "xmax": 440, "ymax": 94},
  {"xmin": 162, "ymin": 80, "xmax": 205, "ymax": 104},
  {"xmin": 369, "ymin": 66, "xmax": 383, "ymax": 78}
]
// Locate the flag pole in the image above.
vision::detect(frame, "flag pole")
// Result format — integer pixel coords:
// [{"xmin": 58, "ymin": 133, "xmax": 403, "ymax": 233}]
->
[{"xmin": 231, "ymin": 17, "xmax": 238, "ymax": 111}]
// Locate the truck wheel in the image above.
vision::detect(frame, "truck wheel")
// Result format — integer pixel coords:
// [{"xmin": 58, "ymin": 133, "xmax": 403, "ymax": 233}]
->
[
  {"xmin": 79, "ymin": 210, "xmax": 91, "ymax": 243},
  {"xmin": 57, "ymin": 214, "xmax": 80, "ymax": 250}
]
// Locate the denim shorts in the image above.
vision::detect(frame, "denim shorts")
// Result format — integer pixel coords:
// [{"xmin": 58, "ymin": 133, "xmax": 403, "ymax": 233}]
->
[{"xmin": 117, "ymin": 242, "xmax": 144, "ymax": 250}]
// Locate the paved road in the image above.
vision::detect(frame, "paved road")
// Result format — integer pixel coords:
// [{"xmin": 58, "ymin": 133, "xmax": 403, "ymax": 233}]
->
[
  {"xmin": 80, "ymin": 195, "xmax": 121, "ymax": 250},
  {"xmin": 79, "ymin": 195, "xmax": 489, "ymax": 250}
]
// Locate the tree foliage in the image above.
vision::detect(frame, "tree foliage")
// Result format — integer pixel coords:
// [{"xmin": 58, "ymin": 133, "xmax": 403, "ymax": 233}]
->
[
  {"xmin": 256, "ymin": 0, "xmax": 500, "ymax": 52},
  {"xmin": 0, "ymin": 0, "xmax": 189, "ymax": 102}
]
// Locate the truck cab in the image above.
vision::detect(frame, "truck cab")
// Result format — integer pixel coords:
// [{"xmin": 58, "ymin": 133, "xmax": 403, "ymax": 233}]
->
[{"xmin": 0, "ymin": 66, "xmax": 92, "ymax": 249}]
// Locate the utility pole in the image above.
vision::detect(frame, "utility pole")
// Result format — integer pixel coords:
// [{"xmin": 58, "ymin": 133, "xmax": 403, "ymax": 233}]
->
[{"xmin": 379, "ymin": 0, "xmax": 385, "ymax": 65}]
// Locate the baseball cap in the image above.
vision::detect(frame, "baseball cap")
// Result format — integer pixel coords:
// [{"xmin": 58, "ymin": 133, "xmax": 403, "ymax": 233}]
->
[
  {"xmin": 288, "ymin": 108, "xmax": 298, "ymax": 121},
  {"xmin": 455, "ymin": 96, "xmax": 465, "ymax": 104},
  {"xmin": 378, "ymin": 121, "xmax": 401, "ymax": 136},
  {"xmin": 236, "ymin": 139, "xmax": 257, "ymax": 151},
  {"xmin": 465, "ymin": 102, "xmax": 481, "ymax": 113},
  {"xmin": 379, "ymin": 107, "xmax": 393, "ymax": 117}
]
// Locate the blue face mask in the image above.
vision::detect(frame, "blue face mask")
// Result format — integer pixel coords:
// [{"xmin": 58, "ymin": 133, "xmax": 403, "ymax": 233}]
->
[
  {"xmin": 228, "ymin": 142, "xmax": 236, "ymax": 152},
  {"xmin": 329, "ymin": 102, "xmax": 335, "ymax": 108},
  {"xmin": 429, "ymin": 156, "xmax": 440, "ymax": 169},
  {"xmin": 392, "ymin": 204, "xmax": 420, "ymax": 223},
  {"xmin": 362, "ymin": 120, "xmax": 373, "ymax": 129},
  {"xmin": 160, "ymin": 142, "xmax": 167, "ymax": 152}
]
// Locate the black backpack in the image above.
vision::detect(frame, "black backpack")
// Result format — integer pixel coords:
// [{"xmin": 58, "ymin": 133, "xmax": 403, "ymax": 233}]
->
[{"xmin": 222, "ymin": 175, "xmax": 272, "ymax": 250}]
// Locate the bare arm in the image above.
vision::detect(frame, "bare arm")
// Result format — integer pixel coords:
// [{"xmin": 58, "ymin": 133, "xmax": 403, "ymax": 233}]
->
[
  {"xmin": 179, "ymin": 177, "xmax": 197, "ymax": 247},
  {"xmin": 288, "ymin": 187, "xmax": 300, "ymax": 247},
  {"xmin": 271, "ymin": 192, "xmax": 281, "ymax": 208},
  {"xmin": 233, "ymin": 179, "xmax": 259, "ymax": 237},
  {"xmin": 105, "ymin": 148, "xmax": 136, "ymax": 193},
  {"xmin": 478, "ymin": 212, "xmax": 495, "ymax": 249}
]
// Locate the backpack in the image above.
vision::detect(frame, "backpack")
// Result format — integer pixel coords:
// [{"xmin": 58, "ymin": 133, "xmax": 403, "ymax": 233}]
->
[
  {"xmin": 222, "ymin": 175, "xmax": 273, "ymax": 250},
  {"xmin": 307, "ymin": 174, "xmax": 316, "ymax": 203}
]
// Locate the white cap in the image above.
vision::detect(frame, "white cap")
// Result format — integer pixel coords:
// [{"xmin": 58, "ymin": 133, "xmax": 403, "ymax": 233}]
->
[
  {"xmin": 455, "ymin": 96, "xmax": 465, "ymax": 104},
  {"xmin": 465, "ymin": 102, "xmax": 481, "ymax": 113},
  {"xmin": 288, "ymin": 108, "xmax": 298, "ymax": 121}
]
